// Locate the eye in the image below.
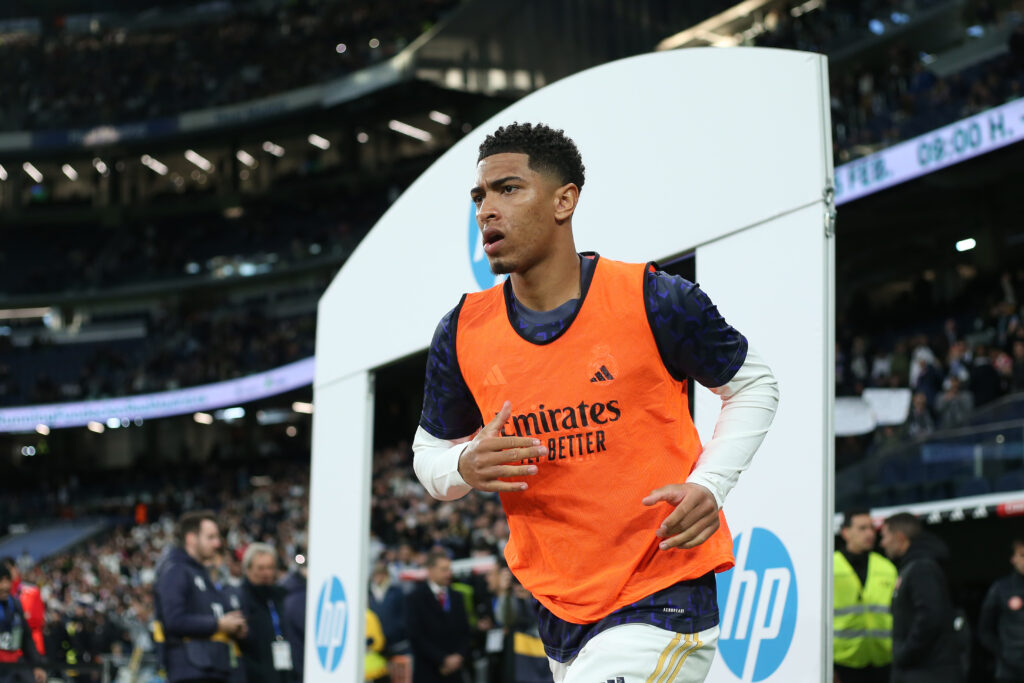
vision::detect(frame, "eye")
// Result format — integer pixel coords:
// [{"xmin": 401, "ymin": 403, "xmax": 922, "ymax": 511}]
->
[
  {"xmin": 471, "ymin": 194, "xmax": 483, "ymax": 206},
  {"xmin": 502, "ymin": 185, "xmax": 517, "ymax": 194}
]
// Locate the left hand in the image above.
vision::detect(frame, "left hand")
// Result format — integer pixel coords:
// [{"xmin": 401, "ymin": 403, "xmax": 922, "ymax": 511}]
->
[
  {"xmin": 642, "ymin": 483, "xmax": 719, "ymax": 550},
  {"xmin": 33, "ymin": 668, "xmax": 46, "ymax": 683}
]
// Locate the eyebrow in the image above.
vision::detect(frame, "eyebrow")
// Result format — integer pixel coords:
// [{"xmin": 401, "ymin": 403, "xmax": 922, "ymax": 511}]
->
[{"xmin": 470, "ymin": 175, "xmax": 526, "ymax": 195}]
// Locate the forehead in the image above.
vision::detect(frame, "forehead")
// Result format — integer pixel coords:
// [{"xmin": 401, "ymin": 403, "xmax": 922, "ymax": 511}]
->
[
  {"xmin": 475, "ymin": 152, "xmax": 535, "ymax": 183},
  {"xmin": 198, "ymin": 519, "xmax": 219, "ymax": 534}
]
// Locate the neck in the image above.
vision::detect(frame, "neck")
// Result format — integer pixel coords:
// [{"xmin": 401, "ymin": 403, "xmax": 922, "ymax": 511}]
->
[{"xmin": 509, "ymin": 241, "xmax": 580, "ymax": 312}]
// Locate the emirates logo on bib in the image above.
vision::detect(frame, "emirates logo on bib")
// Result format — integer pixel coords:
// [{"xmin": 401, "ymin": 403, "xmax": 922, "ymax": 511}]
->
[{"xmin": 1009, "ymin": 595, "xmax": 1023, "ymax": 611}]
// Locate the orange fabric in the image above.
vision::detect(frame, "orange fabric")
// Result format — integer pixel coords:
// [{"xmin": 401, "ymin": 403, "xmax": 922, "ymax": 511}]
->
[{"xmin": 456, "ymin": 257, "xmax": 734, "ymax": 624}]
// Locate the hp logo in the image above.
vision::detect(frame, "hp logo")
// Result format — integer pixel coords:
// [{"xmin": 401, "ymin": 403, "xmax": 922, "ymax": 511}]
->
[
  {"xmin": 467, "ymin": 202, "xmax": 506, "ymax": 290},
  {"xmin": 314, "ymin": 576, "xmax": 348, "ymax": 672},
  {"xmin": 717, "ymin": 528, "xmax": 797, "ymax": 682}
]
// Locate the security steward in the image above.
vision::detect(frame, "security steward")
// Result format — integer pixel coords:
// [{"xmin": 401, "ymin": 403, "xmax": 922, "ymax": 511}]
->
[
  {"xmin": 0, "ymin": 565, "xmax": 45, "ymax": 683},
  {"xmin": 154, "ymin": 510, "xmax": 248, "ymax": 683},
  {"xmin": 834, "ymin": 509, "xmax": 897, "ymax": 683}
]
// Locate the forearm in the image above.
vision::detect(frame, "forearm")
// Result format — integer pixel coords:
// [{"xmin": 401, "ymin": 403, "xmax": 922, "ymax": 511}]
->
[
  {"xmin": 687, "ymin": 346, "xmax": 779, "ymax": 508},
  {"xmin": 412, "ymin": 426, "xmax": 475, "ymax": 500}
]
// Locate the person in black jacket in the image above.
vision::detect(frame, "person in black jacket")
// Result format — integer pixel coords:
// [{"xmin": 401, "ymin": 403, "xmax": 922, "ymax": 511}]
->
[
  {"xmin": 279, "ymin": 558, "xmax": 306, "ymax": 683},
  {"xmin": 237, "ymin": 544, "xmax": 292, "ymax": 683},
  {"xmin": 154, "ymin": 510, "xmax": 248, "ymax": 683},
  {"xmin": 978, "ymin": 537, "xmax": 1024, "ymax": 683},
  {"xmin": 880, "ymin": 513, "xmax": 963, "ymax": 683},
  {"xmin": 406, "ymin": 551, "xmax": 471, "ymax": 683},
  {"xmin": 0, "ymin": 565, "xmax": 46, "ymax": 683}
]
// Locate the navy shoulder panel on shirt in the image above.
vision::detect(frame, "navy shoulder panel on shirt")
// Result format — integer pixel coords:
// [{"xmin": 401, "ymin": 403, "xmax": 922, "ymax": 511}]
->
[
  {"xmin": 419, "ymin": 296, "xmax": 484, "ymax": 440},
  {"xmin": 644, "ymin": 270, "xmax": 748, "ymax": 388}
]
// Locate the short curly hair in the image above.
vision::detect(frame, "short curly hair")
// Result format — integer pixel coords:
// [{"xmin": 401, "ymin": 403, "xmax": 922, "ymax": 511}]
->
[{"xmin": 478, "ymin": 122, "xmax": 585, "ymax": 190}]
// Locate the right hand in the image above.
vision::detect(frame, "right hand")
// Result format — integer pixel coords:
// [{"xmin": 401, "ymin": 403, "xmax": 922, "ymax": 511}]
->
[
  {"xmin": 458, "ymin": 401, "xmax": 545, "ymax": 492},
  {"xmin": 217, "ymin": 611, "xmax": 247, "ymax": 637}
]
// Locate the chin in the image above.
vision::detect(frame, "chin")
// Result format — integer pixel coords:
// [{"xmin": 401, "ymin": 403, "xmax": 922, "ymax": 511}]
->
[{"xmin": 489, "ymin": 258, "xmax": 515, "ymax": 275}]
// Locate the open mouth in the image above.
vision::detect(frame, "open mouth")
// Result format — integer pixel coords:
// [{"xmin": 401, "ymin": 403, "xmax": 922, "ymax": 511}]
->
[{"xmin": 482, "ymin": 228, "xmax": 505, "ymax": 254}]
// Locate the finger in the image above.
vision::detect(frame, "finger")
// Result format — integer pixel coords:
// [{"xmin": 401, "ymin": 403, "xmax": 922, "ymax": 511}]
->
[
  {"xmin": 659, "ymin": 514, "xmax": 720, "ymax": 550},
  {"xmin": 490, "ymin": 464, "xmax": 539, "ymax": 479},
  {"xmin": 477, "ymin": 440, "xmax": 546, "ymax": 463},
  {"xmin": 481, "ymin": 401, "xmax": 512, "ymax": 436},
  {"xmin": 641, "ymin": 485, "xmax": 683, "ymax": 507},
  {"xmin": 655, "ymin": 494, "xmax": 700, "ymax": 535},
  {"xmin": 479, "ymin": 479, "xmax": 531, "ymax": 493}
]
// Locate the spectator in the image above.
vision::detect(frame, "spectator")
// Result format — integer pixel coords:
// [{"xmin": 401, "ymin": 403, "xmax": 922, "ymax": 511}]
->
[
  {"xmin": 238, "ymin": 543, "xmax": 292, "ymax": 683},
  {"xmin": 834, "ymin": 510, "xmax": 897, "ymax": 683},
  {"xmin": 1011, "ymin": 340, "xmax": 1024, "ymax": 392},
  {"xmin": 406, "ymin": 551, "xmax": 471, "ymax": 683},
  {"xmin": 368, "ymin": 563, "xmax": 407, "ymax": 653},
  {"xmin": 903, "ymin": 392, "xmax": 935, "ymax": 440},
  {"xmin": 153, "ymin": 510, "xmax": 248, "ymax": 683},
  {"xmin": 879, "ymin": 513, "xmax": 962, "ymax": 683},
  {"xmin": 935, "ymin": 376, "xmax": 974, "ymax": 429},
  {"xmin": 0, "ymin": 558, "xmax": 44, "ymax": 657},
  {"xmin": 0, "ymin": 564, "xmax": 46, "ymax": 683},
  {"xmin": 280, "ymin": 556, "xmax": 306, "ymax": 683},
  {"xmin": 977, "ymin": 537, "xmax": 1024, "ymax": 683}
]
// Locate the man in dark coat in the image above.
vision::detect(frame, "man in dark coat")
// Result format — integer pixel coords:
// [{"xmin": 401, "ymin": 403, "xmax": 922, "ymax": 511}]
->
[
  {"xmin": 237, "ymin": 544, "xmax": 291, "ymax": 683},
  {"xmin": 880, "ymin": 513, "xmax": 962, "ymax": 683},
  {"xmin": 153, "ymin": 510, "xmax": 248, "ymax": 683},
  {"xmin": 279, "ymin": 560, "xmax": 306, "ymax": 683},
  {"xmin": 406, "ymin": 551, "xmax": 471, "ymax": 683},
  {"xmin": 0, "ymin": 564, "xmax": 46, "ymax": 683},
  {"xmin": 978, "ymin": 537, "xmax": 1024, "ymax": 683}
]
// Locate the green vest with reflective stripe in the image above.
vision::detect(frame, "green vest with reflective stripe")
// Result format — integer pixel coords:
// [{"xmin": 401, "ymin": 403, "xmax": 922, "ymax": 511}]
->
[{"xmin": 834, "ymin": 550, "xmax": 897, "ymax": 668}]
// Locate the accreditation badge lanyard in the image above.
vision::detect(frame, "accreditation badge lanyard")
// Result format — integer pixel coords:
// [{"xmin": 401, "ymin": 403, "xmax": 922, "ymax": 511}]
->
[
  {"xmin": 267, "ymin": 601, "xmax": 293, "ymax": 671},
  {"xmin": 0, "ymin": 598, "xmax": 22, "ymax": 651}
]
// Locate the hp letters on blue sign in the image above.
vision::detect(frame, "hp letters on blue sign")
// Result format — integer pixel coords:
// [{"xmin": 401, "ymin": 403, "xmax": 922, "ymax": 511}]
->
[
  {"xmin": 716, "ymin": 528, "xmax": 797, "ymax": 682},
  {"xmin": 314, "ymin": 576, "xmax": 348, "ymax": 672}
]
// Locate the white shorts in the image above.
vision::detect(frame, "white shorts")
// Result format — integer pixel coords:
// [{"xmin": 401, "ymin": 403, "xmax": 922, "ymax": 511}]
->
[{"xmin": 548, "ymin": 623, "xmax": 719, "ymax": 683}]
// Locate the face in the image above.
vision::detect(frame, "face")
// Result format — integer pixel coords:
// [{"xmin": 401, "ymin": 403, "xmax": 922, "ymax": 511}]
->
[
  {"xmin": 246, "ymin": 552, "xmax": 277, "ymax": 586},
  {"xmin": 187, "ymin": 519, "xmax": 222, "ymax": 563},
  {"xmin": 426, "ymin": 557, "xmax": 452, "ymax": 587},
  {"xmin": 1011, "ymin": 544, "xmax": 1024, "ymax": 575},
  {"xmin": 841, "ymin": 514, "xmax": 876, "ymax": 554},
  {"xmin": 471, "ymin": 153, "xmax": 569, "ymax": 276},
  {"xmin": 879, "ymin": 524, "xmax": 906, "ymax": 560},
  {"xmin": 0, "ymin": 576, "xmax": 9, "ymax": 599}
]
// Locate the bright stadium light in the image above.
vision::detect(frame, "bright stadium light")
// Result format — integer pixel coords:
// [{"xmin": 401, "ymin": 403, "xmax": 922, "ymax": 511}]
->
[
  {"xmin": 193, "ymin": 412, "xmax": 214, "ymax": 425},
  {"xmin": 308, "ymin": 134, "xmax": 331, "ymax": 150},
  {"xmin": 388, "ymin": 120, "xmax": 433, "ymax": 142},
  {"xmin": 62, "ymin": 164, "xmax": 79, "ymax": 181},
  {"xmin": 22, "ymin": 162, "xmax": 43, "ymax": 183},
  {"xmin": 141, "ymin": 155, "xmax": 169, "ymax": 176},
  {"xmin": 955, "ymin": 238, "xmax": 977, "ymax": 252},
  {"xmin": 368, "ymin": 38, "xmax": 380, "ymax": 48},
  {"xmin": 335, "ymin": 43, "xmax": 347, "ymax": 54},
  {"xmin": 92, "ymin": 158, "xmax": 109, "ymax": 175},
  {"xmin": 286, "ymin": 426, "xmax": 298, "ymax": 437},
  {"xmin": 185, "ymin": 149, "xmax": 214, "ymax": 172},
  {"xmin": 36, "ymin": 424, "xmax": 50, "ymax": 435},
  {"xmin": 0, "ymin": 164, "xmax": 7, "ymax": 181},
  {"xmin": 292, "ymin": 401, "xmax": 314, "ymax": 414},
  {"xmin": 236, "ymin": 150, "xmax": 257, "ymax": 168},
  {"xmin": 87, "ymin": 421, "xmax": 105, "ymax": 434},
  {"xmin": 106, "ymin": 417, "xmax": 120, "ymax": 429},
  {"xmin": 262, "ymin": 141, "xmax": 285, "ymax": 157},
  {"xmin": 356, "ymin": 132, "xmax": 369, "ymax": 144},
  {"xmin": 429, "ymin": 110, "xmax": 452, "ymax": 125}
]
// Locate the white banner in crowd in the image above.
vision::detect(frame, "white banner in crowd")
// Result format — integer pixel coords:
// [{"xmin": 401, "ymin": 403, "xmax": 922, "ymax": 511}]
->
[
  {"xmin": 312, "ymin": 47, "xmax": 834, "ymax": 683},
  {"xmin": 0, "ymin": 357, "xmax": 314, "ymax": 432}
]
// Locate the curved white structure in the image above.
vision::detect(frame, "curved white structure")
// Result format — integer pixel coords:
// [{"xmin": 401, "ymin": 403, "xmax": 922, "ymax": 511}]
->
[{"xmin": 311, "ymin": 48, "xmax": 834, "ymax": 682}]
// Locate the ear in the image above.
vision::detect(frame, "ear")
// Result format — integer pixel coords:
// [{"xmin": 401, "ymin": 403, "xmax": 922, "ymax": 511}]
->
[{"xmin": 552, "ymin": 183, "xmax": 580, "ymax": 224}]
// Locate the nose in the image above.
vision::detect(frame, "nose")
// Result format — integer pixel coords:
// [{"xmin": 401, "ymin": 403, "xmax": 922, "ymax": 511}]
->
[{"xmin": 477, "ymin": 194, "xmax": 499, "ymax": 224}]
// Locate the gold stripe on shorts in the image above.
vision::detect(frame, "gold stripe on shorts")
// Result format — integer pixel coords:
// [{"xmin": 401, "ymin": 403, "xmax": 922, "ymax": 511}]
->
[
  {"xmin": 662, "ymin": 633, "xmax": 702, "ymax": 683},
  {"xmin": 645, "ymin": 633, "xmax": 682, "ymax": 683}
]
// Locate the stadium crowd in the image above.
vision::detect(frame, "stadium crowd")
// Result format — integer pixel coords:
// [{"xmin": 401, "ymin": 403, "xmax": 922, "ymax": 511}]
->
[{"xmin": 0, "ymin": 0, "xmax": 460, "ymax": 132}]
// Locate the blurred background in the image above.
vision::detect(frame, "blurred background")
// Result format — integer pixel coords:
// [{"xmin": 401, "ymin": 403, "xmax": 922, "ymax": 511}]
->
[{"xmin": 0, "ymin": 0, "xmax": 1022, "ymax": 681}]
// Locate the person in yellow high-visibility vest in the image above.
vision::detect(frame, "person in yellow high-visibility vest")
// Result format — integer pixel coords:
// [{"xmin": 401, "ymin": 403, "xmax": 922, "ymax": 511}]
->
[{"xmin": 834, "ymin": 509, "xmax": 897, "ymax": 683}]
